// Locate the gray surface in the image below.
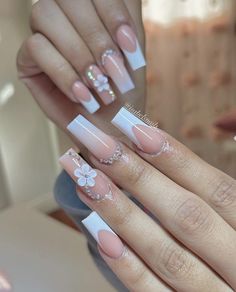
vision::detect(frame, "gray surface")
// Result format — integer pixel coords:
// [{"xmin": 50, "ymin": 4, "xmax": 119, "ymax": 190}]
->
[{"xmin": 0, "ymin": 206, "xmax": 115, "ymax": 292}]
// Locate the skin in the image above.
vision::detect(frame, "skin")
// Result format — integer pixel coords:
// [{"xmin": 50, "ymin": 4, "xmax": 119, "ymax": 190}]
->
[
  {"xmin": 17, "ymin": 0, "xmax": 146, "ymax": 157},
  {"xmin": 80, "ymin": 132, "xmax": 236, "ymax": 291},
  {"xmin": 16, "ymin": 1, "xmax": 236, "ymax": 290}
]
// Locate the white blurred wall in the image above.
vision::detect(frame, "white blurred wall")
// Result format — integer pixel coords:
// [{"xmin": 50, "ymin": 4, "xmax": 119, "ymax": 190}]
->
[{"xmin": 0, "ymin": 0, "xmax": 61, "ymax": 206}]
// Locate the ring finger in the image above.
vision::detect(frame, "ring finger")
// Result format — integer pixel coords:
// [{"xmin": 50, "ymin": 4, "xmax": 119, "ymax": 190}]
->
[
  {"xmin": 59, "ymin": 148, "xmax": 231, "ymax": 292},
  {"xmin": 55, "ymin": 0, "xmax": 135, "ymax": 94}
]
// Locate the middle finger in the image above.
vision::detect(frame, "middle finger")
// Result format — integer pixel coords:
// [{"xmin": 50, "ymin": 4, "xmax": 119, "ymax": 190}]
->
[{"xmin": 67, "ymin": 114, "xmax": 236, "ymax": 289}]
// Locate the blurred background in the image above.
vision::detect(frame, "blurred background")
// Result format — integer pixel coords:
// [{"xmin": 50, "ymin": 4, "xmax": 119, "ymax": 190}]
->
[{"xmin": 0, "ymin": 0, "xmax": 235, "ymax": 291}]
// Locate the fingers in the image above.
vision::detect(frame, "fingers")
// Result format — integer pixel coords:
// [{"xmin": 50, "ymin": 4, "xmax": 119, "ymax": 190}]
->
[
  {"xmin": 66, "ymin": 114, "xmax": 236, "ymax": 289},
  {"xmin": 99, "ymin": 244, "xmax": 173, "ymax": 292},
  {"xmin": 55, "ymin": 0, "xmax": 135, "ymax": 94},
  {"xmin": 111, "ymin": 107, "xmax": 236, "ymax": 229},
  {"xmin": 30, "ymin": 0, "xmax": 116, "ymax": 108},
  {"xmin": 83, "ymin": 213, "xmax": 172, "ymax": 292},
  {"xmin": 59, "ymin": 149, "xmax": 231, "ymax": 292},
  {"xmin": 93, "ymin": 0, "xmax": 146, "ymax": 70}
]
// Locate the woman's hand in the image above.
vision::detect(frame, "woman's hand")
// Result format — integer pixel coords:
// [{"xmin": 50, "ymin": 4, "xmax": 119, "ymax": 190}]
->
[
  {"xmin": 16, "ymin": 0, "xmax": 146, "ymax": 143},
  {"xmin": 60, "ymin": 107, "xmax": 236, "ymax": 291}
]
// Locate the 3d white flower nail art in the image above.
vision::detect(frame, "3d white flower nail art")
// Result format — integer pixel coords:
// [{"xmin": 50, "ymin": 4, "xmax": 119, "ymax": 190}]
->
[
  {"xmin": 94, "ymin": 74, "xmax": 110, "ymax": 92},
  {"xmin": 74, "ymin": 164, "xmax": 97, "ymax": 187}
]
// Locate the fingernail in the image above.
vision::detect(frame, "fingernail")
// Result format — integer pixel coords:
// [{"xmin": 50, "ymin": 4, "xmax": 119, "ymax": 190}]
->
[
  {"xmin": 59, "ymin": 149, "xmax": 113, "ymax": 200},
  {"xmin": 67, "ymin": 115, "xmax": 123, "ymax": 164},
  {"xmin": 112, "ymin": 107, "xmax": 167, "ymax": 155},
  {"xmin": 72, "ymin": 81, "xmax": 100, "ymax": 114},
  {"xmin": 86, "ymin": 65, "xmax": 116, "ymax": 105},
  {"xmin": 116, "ymin": 25, "xmax": 146, "ymax": 71},
  {"xmin": 102, "ymin": 49, "xmax": 135, "ymax": 94},
  {"xmin": 82, "ymin": 212, "xmax": 124, "ymax": 259}
]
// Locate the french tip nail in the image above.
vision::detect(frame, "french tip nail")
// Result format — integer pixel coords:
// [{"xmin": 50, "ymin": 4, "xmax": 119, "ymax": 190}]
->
[{"xmin": 82, "ymin": 211, "xmax": 115, "ymax": 242}]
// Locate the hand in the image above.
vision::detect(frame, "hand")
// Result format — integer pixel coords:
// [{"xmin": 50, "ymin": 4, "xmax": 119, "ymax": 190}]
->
[
  {"xmin": 16, "ymin": 0, "xmax": 146, "ymax": 150},
  {"xmin": 60, "ymin": 108, "xmax": 236, "ymax": 291}
]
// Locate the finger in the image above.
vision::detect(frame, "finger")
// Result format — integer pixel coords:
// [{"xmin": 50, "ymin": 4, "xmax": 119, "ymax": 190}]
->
[
  {"xmin": 93, "ymin": 0, "xmax": 146, "ymax": 71},
  {"xmin": 31, "ymin": 0, "xmax": 115, "ymax": 106},
  {"xmin": 98, "ymin": 244, "xmax": 173, "ymax": 292},
  {"xmin": 59, "ymin": 148, "xmax": 232, "ymax": 292},
  {"xmin": 55, "ymin": 0, "xmax": 135, "ymax": 94},
  {"xmin": 19, "ymin": 33, "xmax": 101, "ymax": 114},
  {"xmin": 111, "ymin": 107, "xmax": 236, "ymax": 229}
]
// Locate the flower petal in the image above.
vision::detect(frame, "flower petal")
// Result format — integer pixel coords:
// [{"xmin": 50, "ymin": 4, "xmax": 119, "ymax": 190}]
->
[
  {"xmin": 103, "ymin": 76, "xmax": 108, "ymax": 83},
  {"xmin": 81, "ymin": 164, "xmax": 90, "ymax": 174},
  {"xmin": 97, "ymin": 74, "xmax": 104, "ymax": 82},
  {"xmin": 77, "ymin": 176, "xmax": 87, "ymax": 187},
  {"xmin": 104, "ymin": 84, "xmax": 110, "ymax": 90},
  {"xmin": 87, "ymin": 177, "xmax": 95, "ymax": 187},
  {"xmin": 94, "ymin": 80, "xmax": 100, "ymax": 87},
  {"xmin": 98, "ymin": 86, "xmax": 103, "ymax": 92},
  {"xmin": 74, "ymin": 168, "xmax": 83, "ymax": 178},
  {"xmin": 89, "ymin": 170, "xmax": 97, "ymax": 178}
]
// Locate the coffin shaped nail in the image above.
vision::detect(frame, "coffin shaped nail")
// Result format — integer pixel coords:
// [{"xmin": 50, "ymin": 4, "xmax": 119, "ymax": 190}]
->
[
  {"xmin": 67, "ymin": 115, "xmax": 123, "ymax": 164},
  {"xmin": 116, "ymin": 25, "xmax": 146, "ymax": 71},
  {"xmin": 82, "ymin": 211, "xmax": 124, "ymax": 259},
  {"xmin": 72, "ymin": 81, "xmax": 100, "ymax": 114},
  {"xmin": 102, "ymin": 49, "xmax": 135, "ymax": 94},
  {"xmin": 86, "ymin": 65, "xmax": 116, "ymax": 105},
  {"xmin": 59, "ymin": 148, "xmax": 113, "ymax": 200},
  {"xmin": 112, "ymin": 107, "xmax": 167, "ymax": 155}
]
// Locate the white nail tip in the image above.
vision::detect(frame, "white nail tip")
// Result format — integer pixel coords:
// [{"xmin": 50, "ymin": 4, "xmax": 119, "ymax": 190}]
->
[
  {"xmin": 67, "ymin": 115, "xmax": 94, "ymax": 139},
  {"xmin": 123, "ymin": 41, "xmax": 146, "ymax": 71},
  {"xmin": 82, "ymin": 211, "xmax": 115, "ymax": 243},
  {"xmin": 112, "ymin": 107, "xmax": 146, "ymax": 146},
  {"xmin": 81, "ymin": 95, "xmax": 100, "ymax": 114}
]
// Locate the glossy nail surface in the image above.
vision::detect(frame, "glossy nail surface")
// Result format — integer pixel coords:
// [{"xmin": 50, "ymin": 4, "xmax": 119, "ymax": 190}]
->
[
  {"xmin": 102, "ymin": 50, "xmax": 134, "ymax": 94},
  {"xmin": 86, "ymin": 65, "xmax": 116, "ymax": 105},
  {"xmin": 112, "ymin": 107, "xmax": 167, "ymax": 155},
  {"xmin": 72, "ymin": 81, "xmax": 100, "ymax": 114},
  {"xmin": 82, "ymin": 212, "xmax": 124, "ymax": 259},
  {"xmin": 116, "ymin": 25, "xmax": 146, "ymax": 71},
  {"xmin": 59, "ymin": 148, "xmax": 112, "ymax": 200},
  {"xmin": 67, "ymin": 115, "xmax": 122, "ymax": 164}
]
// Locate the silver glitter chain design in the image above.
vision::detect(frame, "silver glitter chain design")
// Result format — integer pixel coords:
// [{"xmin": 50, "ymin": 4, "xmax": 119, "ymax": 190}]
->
[{"xmin": 99, "ymin": 143, "xmax": 123, "ymax": 165}]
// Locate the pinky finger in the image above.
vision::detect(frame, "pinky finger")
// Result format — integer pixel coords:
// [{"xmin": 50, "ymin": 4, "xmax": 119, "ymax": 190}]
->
[
  {"xmin": 82, "ymin": 212, "xmax": 172, "ymax": 292},
  {"xmin": 19, "ymin": 33, "xmax": 100, "ymax": 114}
]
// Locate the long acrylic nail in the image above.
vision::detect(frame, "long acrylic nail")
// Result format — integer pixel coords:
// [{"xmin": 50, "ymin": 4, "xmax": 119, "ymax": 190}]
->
[
  {"xmin": 102, "ymin": 49, "xmax": 135, "ymax": 94},
  {"xmin": 112, "ymin": 107, "xmax": 167, "ymax": 155},
  {"xmin": 116, "ymin": 25, "xmax": 146, "ymax": 71},
  {"xmin": 67, "ymin": 115, "xmax": 123, "ymax": 164},
  {"xmin": 72, "ymin": 81, "xmax": 100, "ymax": 114},
  {"xmin": 86, "ymin": 65, "xmax": 116, "ymax": 105},
  {"xmin": 59, "ymin": 148, "xmax": 113, "ymax": 200},
  {"xmin": 82, "ymin": 212, "xmax": 124, "ymax": 259}
]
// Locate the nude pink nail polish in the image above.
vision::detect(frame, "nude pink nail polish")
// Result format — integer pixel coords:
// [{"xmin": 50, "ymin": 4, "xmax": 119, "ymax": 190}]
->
[
  {"xmin": 67, "ymin": 115, "xmax": 123, "ymax": 164},
  {"xmin": 86, "ymin": 65, "xmax": 116, "ymax": 105},
  {"xmin": 116, "ymin": 25, "xmax": 146, "ymax": 71},
  {"xmin": 72, "ymin": 81, "xmax": 100, "ymax": 114},
  {"xmin": 112, "ymin": 107, "xmax": 168, "ymax": 155},
  {"xmin": 102, "ymin": 50, "xmax": 135, "ymax": 94},
  {"xmin": 59, "ymin": 149, "xmax": 113, "ymax": 200},
  {"xmin": 82, "ymin": 212, "xmax": 124, "ymax": 259}
]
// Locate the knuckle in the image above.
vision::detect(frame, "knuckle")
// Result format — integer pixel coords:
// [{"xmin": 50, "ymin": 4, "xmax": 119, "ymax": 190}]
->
[
  {"xmin": 127, "ymin": 161, "xmax": 150, "ymax": 188},
  {"xmin": 159, "ymin": 242, "xmax": 195, "ymax": 279},
  {"xmin": 128, "ymin": 266, "xmax": 150, "ymax": 291},
  {"xmin": 25, "ymin": 33, "xmax": 44, "ymax": 53},
  {"xmin": 209, "ymin": 177, "xmax": 236, "ymax": 209},
  {"xmin": 112, "ymin": 202, "xmax": 133, "ymax": 228},
  {"xmin": 174, "ymin": 197, "xmax": 213, "ymax": 235}
]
